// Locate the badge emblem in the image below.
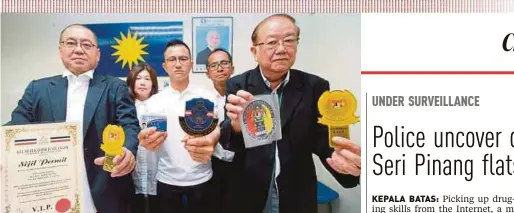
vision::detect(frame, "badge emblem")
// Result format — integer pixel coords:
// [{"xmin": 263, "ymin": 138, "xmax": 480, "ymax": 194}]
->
[
  {"xmin": 317, "ymin": 90, "xmax": 360, "ymax": 147},
  {"xmin": 242, "ymin": 100, "xmax": 276, "ymax": 141},
  {"xmin": 100, "ymin": 124, "xmax": 125, "ymax": 172},
  {"xmin": 179, "ymin": 98, "xmax": 218, "ymax": 136}
]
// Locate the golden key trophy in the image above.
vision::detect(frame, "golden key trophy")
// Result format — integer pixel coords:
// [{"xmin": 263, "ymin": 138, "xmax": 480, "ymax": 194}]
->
[
  {"xmin": 100, "ymin": 124, "xmax": 125, "ymax": 172},
  {"xmin": 317, "ymin": 90, "xmax": 360, "ymax": 148}
]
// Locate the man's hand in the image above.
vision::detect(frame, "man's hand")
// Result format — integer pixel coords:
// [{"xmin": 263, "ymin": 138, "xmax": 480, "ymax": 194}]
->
[
  {"xmin": 94, "ymin": 147, "xmax": 136, "ymax": 177},
  {"xmin": 326, "ymin": 136, "xmax": 361, "ymax": 176},
  {"xmin": 182, "ymin": 126, "xmax": 220, "ymax": 163},
  {"xmin": 138, "ymin": 127, "xmax": 167, "ymax": 151},
  {"xmin": 225, "ymin": 90, "xmax": 254, "ymax": 133}
]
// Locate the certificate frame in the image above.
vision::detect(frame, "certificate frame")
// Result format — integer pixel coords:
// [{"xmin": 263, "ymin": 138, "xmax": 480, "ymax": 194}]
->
[
  {"xmin": 192, "ymin": 16, "xmax": 234, "ymax": 73},
  {"xmin": 1, "ymin": 122, "xmax": 84, "ymax": 213}
]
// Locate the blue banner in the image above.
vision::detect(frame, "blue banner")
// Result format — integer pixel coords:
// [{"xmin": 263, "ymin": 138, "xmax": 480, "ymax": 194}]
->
[{"xmin": 86, "ymin": 22, "xmax": 183, "ymax": 77}]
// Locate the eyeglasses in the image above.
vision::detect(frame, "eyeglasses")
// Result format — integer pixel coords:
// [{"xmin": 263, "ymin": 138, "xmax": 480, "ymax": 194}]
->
[
  {"xmin": 207, "ymin": 60, "xmax": 232, "ymax": 70},
  {"xmin": 165, "ymin": 56, "xmax": 190, "ymax": 65},
  {"xmin": 60, "ymin": 40, "xmax": 97, "ymax": 51},
  {"xmin": 255, "ymin": 38, "xmax": 299, "ymax": 50}
]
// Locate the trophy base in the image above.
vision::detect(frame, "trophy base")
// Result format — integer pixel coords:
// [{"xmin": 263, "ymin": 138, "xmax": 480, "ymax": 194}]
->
[
  {"xmin": 103, "ymin": 154, "xmax": 116, "ymax": 172},
  {"xmin": 329, "ymin": 125, "xmax": 350, "ymax": 148}
]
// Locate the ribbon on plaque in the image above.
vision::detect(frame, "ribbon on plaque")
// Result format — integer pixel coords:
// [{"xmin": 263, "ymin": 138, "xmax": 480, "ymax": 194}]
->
[
  {"xmin": 317, "ymin": 90, "xmax": 360, "ymax": 148},
  {"xmin": 179, "ymin": 98, "xmax": 219, "ymax": 136},
  {"xmin": 100, "ymin": 124, "xmax": 125, "ymax": 172}
]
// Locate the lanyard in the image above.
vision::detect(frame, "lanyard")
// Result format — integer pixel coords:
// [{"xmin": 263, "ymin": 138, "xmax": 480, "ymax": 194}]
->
[
  {"xmin": 271, "ymin": 82, "xmax": 284, "ymax": 106},
  {"xmin": 277, "ymin": 92, "xmax": 283, "ymax": 106}
]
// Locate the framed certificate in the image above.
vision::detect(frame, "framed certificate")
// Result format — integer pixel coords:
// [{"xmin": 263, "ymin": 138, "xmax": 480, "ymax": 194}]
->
[{"xmin": 1, "ymin": 122, "xmax": 84, "ymax": 213}]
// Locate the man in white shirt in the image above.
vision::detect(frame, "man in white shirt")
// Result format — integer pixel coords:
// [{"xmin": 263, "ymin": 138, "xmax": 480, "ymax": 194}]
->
[
  {"xmin": 8, "ymin": 24, "xmax": 140, "ymax": 213},
  {"xmin": 137, "ymin": 40, "xmax": 221, "ymax": 213},
  {"xmin": 205, "ymin": 48, "xmax": 237, "ymax": 213}
]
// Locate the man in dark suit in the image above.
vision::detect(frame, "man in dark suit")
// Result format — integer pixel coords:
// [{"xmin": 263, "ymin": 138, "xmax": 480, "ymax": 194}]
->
[
  {"xmin": 7, "ymin": 24, "xmax": 140, "ymax": 213},
  {"xmin": 220, "ymin": 14, "xmax": 361, "ymax": 213}
]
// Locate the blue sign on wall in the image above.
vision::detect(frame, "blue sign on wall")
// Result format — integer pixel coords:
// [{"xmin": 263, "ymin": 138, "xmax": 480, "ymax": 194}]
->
[{"xmin": 86, "ymin": 21, "xmax": 183, "ymax": 77}]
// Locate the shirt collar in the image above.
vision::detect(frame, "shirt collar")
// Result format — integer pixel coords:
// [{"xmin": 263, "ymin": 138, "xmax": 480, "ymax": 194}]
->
[
  {"xmin": 62, "ymin": 69, "xmax": 94, "ymax": 80},
  {"xmin": 212, "ymin": 87, "xmax": 225, "ymax": 98},
  {"xmin": 169, "ymin": 82, "xmax": 193, "ymax": 95},
  {"xmin": 259, "ymin": 67, "xmax": 290, "ymax": 92}
]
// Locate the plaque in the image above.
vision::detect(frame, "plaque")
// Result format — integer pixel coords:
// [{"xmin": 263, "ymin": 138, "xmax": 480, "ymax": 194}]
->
[
  {"xmin": 179, "ymin": 98, "xmax": 219, "ymax": 136},
  {"xmin": 317, "ymin": 90, "xmax": 360, "ymax": 148},
  {"xmin": 100, "ymin": 124, "xmax": 125, "ymax": 172}
]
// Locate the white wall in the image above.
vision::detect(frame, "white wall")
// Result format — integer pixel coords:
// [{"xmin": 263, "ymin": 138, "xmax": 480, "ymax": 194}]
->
[{"xmin": 1, "ymin": 13, "xmax": 361, "ymax": 213}]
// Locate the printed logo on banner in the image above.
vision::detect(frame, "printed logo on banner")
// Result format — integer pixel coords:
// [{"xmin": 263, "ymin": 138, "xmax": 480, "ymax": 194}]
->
[{"xmin": 85, "ymin": 22, "xmax": 184, "ymax": 77}]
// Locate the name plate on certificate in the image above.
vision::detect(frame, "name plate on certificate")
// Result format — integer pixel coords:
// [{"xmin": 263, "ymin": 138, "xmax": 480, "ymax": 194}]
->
[{"xmin": 1, "ymin": 122, "xmax": 84, "ymax": 213}]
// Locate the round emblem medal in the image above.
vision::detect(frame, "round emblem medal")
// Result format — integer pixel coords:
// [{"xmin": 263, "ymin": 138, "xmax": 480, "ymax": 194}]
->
[
  {"xmin": 317, "ymin": 90, "xmax": 359, "ymax": 126},
  {"xmin": 179, "ymin": 98, "xmax": 219, "ymax": 136},
  {"xmin": 242, "ymin": 100, "xmax": 276, "ymax": 141}
]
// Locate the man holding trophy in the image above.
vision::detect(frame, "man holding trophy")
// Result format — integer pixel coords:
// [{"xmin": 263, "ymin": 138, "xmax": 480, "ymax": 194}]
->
[
  {"xmin": 137, "ymin": 40, "xmax": 221, "ymax": 213},
  {"xmin": 6, "ymin": 24, "xmax": 140, "ymax": 213},
  {"xmin": 219, "ymin": 14, "xmax": 362, "ymax": 213}
]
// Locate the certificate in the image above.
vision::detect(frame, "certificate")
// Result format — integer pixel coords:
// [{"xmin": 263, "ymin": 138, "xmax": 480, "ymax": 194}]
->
[{"xmin": 1, "ymin": 122, "xmax": 84, "ymax": 213}]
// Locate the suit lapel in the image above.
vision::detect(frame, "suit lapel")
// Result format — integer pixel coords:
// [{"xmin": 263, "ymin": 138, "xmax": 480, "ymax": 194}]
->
[
  {"xmin": 246, "ymin": 67, "xmax": 269, "ymax": 96},
  {"xmin": 48, "ymin": 77, "xmax": 68, "ymax": 121},
  {"xmin": 279, "ymin": 70, "xmax": 302, "ymax": 128},
  {"xmin": 83, "ymin": 74, "xmax": 106, "ymax": 137}
]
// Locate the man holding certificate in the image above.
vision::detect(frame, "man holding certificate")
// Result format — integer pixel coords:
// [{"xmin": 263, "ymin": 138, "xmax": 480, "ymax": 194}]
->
[
  {"xmin": 219, "ymin": 14, "xmax": 361, "ymax": 213},
  {"xmin": 7, "ymin": 24, "xmax": 140, "ymax": 213}
]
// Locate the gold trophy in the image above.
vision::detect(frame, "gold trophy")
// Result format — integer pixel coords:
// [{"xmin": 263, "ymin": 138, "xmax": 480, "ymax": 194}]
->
[
  {"xmin": 317, "ymin": 90, "xmax": 360, "ymax": 148},
  {"xmin": 100, "ymin": 124, "xmax": 125, "ymax": 172}
]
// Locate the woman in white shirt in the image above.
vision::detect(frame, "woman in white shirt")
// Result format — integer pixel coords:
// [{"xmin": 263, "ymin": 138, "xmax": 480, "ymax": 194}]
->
[{"xmin": 126, "ymin": 63, "xmax": 160, "ymax": 213}]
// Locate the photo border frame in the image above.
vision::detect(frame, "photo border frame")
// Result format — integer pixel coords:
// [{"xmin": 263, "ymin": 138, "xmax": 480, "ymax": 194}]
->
[{"xmin": 192, "ymin": 16, "xmax": 234, "ymax": 73}]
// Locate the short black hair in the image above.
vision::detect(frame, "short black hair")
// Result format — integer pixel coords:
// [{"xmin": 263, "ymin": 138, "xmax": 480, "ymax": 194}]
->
[
  {"xmin": 163, "ymin": 39, "xmax": 191, "ymax": 57},
  {"xmin": 206, "ymin": 48, "xmax": 232, "ymax": 64},
  {"xmin": 126, "ymin": 62, "xmax": 159, "ymax": 100},
  {"xmin": 59, "ymin": 24, "xmax": 98, "ymax": 45}
]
